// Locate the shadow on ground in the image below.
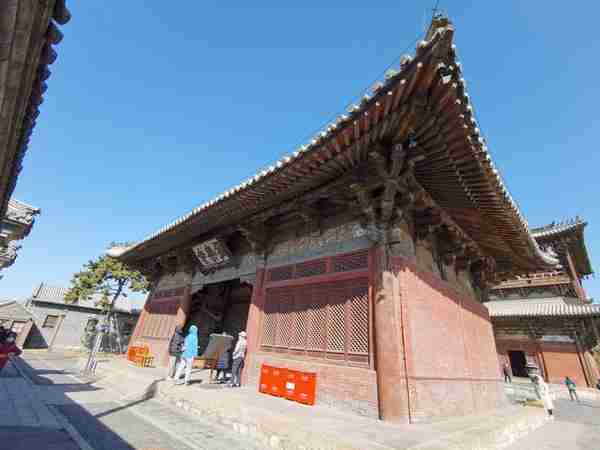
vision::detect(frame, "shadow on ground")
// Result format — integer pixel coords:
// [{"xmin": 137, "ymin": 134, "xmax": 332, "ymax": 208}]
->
[
  {"xmin": 12, "ymin": 357, "xmax": 150, "ymax": 450},
  {"xmin": 0, "ymin": 426, "xmax": 80, "ymax": 450}
]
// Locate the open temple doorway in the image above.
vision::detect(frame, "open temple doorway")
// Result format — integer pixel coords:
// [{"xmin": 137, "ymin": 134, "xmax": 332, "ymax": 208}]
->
[
  {"xmin": 188, "ymin": 279, "xmax": 252, "ymax": 355},
  {"xmin": 508, "ymin": 350, "xmax": 528, "ymax": 378}
]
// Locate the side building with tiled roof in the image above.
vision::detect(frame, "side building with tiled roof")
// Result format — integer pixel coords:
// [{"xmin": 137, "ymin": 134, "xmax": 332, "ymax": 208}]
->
[
  {"xmin": 0, "ymin": 300, "xmax": 36, "ymax": 348},
  {"xmin": 488, "ymin": 218, "xmax": 599, "ymax": 387},
  {"xmin": 18, "ymin": 282, "xmax": 140, "ymax": 351}
]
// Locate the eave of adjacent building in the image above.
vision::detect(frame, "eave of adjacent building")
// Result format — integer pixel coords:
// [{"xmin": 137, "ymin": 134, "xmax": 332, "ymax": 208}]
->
[
  {"xmin": 0, "ymin": 0, "xmax": 71, "ymax": 218},
  {"xmin": 531, "ymin": 218, "xmax": 593, "ymax": 277}
]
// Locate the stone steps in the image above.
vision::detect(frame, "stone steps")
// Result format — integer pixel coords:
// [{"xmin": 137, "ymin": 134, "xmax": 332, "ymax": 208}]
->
[{"xmin": 155, "ymin": 380, "xmax": 549, "ymax": 450}]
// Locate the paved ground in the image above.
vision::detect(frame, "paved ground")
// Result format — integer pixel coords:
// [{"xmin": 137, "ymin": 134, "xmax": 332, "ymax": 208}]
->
[
  {"xmin": 8, "ymin": 351, "xmax": 600, "ymax": 450},
  {"xmin": 505, "ymin": 399, "xmax": 600, "ymax": 450},
  {"xmin": 0, "ymin": 361, "xmax": 79, "ymax": 450},
  {"xmin": 5, "ymin": 351, "xmax": 259, "ymax": 450}
]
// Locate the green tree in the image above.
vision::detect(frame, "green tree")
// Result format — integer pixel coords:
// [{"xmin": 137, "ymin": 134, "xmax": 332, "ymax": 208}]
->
[
  {"xmin": 66, "ymin": 253, "xmax": 149, "ymax": 359},
  {"xmin": 65, "ymin": 254, "xmax": 149, "ymax": 313}
]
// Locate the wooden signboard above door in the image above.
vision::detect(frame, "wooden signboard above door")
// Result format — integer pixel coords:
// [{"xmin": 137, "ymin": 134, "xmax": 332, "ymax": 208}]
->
[{"xmin": 192, "ymin": 238, "xmax": 232, "ymax": 270}]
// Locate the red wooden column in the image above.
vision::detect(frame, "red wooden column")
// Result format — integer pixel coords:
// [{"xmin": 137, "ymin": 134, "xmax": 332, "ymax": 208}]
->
[
  {"xmin": 574, "ymin": 330, "xmax": 592, "ymax": 387},
  {"xmin": 565, "ymin": 250, "xmax": 587, "ymax": 301},
  {"xmin": 175, "ymin": 285, "xmax": 192, "ymax": 328},
  {"xmin": 242, "ymin": 265, "xmax": 267, "ymax": 385},
  {"xmin": 372, "ymin": 242, "xmax": 411, "ymax": 423},
  {"xmin": 128, "ymin": 290, "xmax": 154, "ymax": 349}
]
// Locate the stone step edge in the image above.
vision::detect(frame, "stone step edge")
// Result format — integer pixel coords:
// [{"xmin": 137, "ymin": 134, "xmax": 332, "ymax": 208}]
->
[
  {"xmin": 155, "ymin": 381, "xmax": 549, "ymax": 450},
  {"xmin": 89, "ymin": 359, "xmax": 162, "ymax": 402}
]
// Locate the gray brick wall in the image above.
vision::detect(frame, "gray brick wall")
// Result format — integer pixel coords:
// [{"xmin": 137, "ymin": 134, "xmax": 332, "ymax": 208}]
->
[{"xmin": 27, "ymin": 302, "xmax": 139, "ymax": 350}]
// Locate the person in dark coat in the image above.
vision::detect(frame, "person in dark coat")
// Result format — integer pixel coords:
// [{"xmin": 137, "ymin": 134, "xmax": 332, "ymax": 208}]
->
[
  {"xmin": 215, "ymin": 346, "xmax": 232, "ymax": 383},
  {"xmin": 502, "ymin": 363, "xmax": 512, "ymax": 383},
  {"xmin": 166, "ymin": 325, "xmax": 185, "ymax": 380}
]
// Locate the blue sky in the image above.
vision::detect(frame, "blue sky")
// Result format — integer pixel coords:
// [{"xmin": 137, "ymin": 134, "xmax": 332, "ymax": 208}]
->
[{"xmin": 3, "ymin": 1, "xmax": 599, "ymax": 305}]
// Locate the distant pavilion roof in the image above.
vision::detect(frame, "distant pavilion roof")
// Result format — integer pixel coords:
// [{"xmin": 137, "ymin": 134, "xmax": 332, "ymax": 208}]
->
[
  {"xmin": 111, "ymin": 16, "xmax": 558, "ymax": 276},
  {"xmin": 532, "ymin": 217, "xmax": 592, "ymax": 277},
  {"xmin": 486, "ymin": 298, "xmax": 600, "ymax": 319}
]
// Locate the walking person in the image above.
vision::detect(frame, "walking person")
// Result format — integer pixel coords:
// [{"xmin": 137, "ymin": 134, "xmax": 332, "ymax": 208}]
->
[
  {"xmin": 173, "ymin": 325, "xmax": 198, "ymax": 386},
  {"xmin": 229, "ymin": 331, "xmax": 247, "ymax": 388},
  {"xmin": 531, "ymin": 373, "xmax": 554, "ymax": 419},
  {"xmin": 565, "ymin": 376, "xmax": 579, "ymax": 402},
  {"xmin": 502, "ymin": 363, "xmax": 512, "ymax": 383},
  {"xmin": 0, "ymin": 332, "xmax": 22, "ymax": 374},
  {"xmin": 166, "ymin": 325, "xmax": 185, "ymax": 380}
]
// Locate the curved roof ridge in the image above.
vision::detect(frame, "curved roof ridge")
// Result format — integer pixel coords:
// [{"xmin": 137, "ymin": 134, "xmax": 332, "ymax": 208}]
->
[
  {"xmin": 531, "ymin": 217, "xmax": 586, "ymax": 237},
  {"xmin": 486, "ymin": 299, "xmax": 600, "ymax": 318},
  {"xmin": 111, "ymin": 16, "xmax": 558, "ymax": 272}
]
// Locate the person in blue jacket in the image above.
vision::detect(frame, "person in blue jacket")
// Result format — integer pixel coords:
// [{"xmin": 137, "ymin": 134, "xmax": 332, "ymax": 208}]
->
[{"xmin": 173, "ymin": 324, "xmax": 198, "ymax": 385}]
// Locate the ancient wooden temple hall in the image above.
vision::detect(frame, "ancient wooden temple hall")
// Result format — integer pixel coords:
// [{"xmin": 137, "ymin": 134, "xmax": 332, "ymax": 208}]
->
[
  {"xmin": 111, "ymin": 16, "xmax": 595, "ymax": 423},
  {"xmin": 488, "ymin": 218, "xmax": 599, "ymax": 387}
]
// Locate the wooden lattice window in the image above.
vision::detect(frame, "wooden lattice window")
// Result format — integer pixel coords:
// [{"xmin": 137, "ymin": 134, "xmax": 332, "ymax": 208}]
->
[
  {"xmin": 290, "ymin": 287, "xmax": 309, "ymax": 350},
  {"xmin": 261, "ymin": 278, "xmax": 370, "ymax": 365},
  {"xmin": 268, "ymin": 265, "xmax": 294, "ymax": 282},
  {"xmin": 332, "ymin": 250, "xmax": 369, "ymax": 273},
  {"xmin": 295, "ymin": 259, "xmax": 326, "ymax": 278}
]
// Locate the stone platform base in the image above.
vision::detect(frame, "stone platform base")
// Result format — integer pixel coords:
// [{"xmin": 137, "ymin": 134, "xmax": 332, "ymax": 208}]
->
[
  {"xmin": 91, "ymin": 357, "xmax": 549, "ymax": 450},
  {"xmin": 156, "ymin": 380, "xmax": 548, "ymax": 450}
]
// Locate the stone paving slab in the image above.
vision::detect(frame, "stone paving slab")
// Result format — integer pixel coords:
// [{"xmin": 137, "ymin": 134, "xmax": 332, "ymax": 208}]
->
[
  {"xmin": 0, "ymin": 369, "xmax": 60, "ymax": 429},
  {"xmin": 504, "ymin": 399, "xmax": 600, "ymax": 450},
  {"xmin": 55, "ymin": 401, "xmax": 194, "ymax": 450},
  {"xmin": 22, "ymin": 352, "xmax": 263, "ymax": 450},
  {"xmin": 0, "ymin": 426, "xmax": 80, "ymax": 450}
]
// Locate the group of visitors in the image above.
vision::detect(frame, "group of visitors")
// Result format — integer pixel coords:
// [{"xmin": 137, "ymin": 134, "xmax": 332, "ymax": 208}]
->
[
  {"xmin": 502, "ymin": 361, "xmax": 600, "ymax": 419},
  {"xmin": 166, "ymin": 323, "xmax": 247, "ymax": 387},
  {"xmin": 212, "ymin": 330, "xmax": 247, "ymax": 386},
  {"xmin": 0, "ymin": 325, "xmax": 22, "ymax": 374}
]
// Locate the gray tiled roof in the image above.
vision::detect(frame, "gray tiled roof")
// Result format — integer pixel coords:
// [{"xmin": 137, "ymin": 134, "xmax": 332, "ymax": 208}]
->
[
  {"xmin": 531, "ymin": 217, "xmax": 585, "ymax": 239},
  {"xmin": 486, "ymin": 298, "xmax": 600, "ymax": 318},
  {"xmin": 0, "ymin": 301, "xmax": 34, "ymax": 321},
  {"xmin": 31, "ymin": 283, "xmax": 134, "ymax": 313}
]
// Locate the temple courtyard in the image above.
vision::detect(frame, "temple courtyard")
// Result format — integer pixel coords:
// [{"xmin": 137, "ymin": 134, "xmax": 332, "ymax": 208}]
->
[{"xmin": 0, "ymin": 350, "xmax": 595, "ymax": 449}]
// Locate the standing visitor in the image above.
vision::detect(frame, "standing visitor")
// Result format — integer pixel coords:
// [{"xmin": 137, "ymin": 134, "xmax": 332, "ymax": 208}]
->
[
  {"xmin": 166, "ymin": 325, "xmax": 185, "ymax": 380},
  {"xmin": 502, "ymin": 363, "xmax": 512, "ymax": 383},
  {"xmin": 214, "ymin": 332, "xmax": 232, "ymax": 384},
  {"xmin": 229, "ymin": 331, "xmax": 247, "ymax": 388},
  {"xmin": 0, "ymin": 332, "xmax": 22, "ymax": 374},
  {"xmin": 564, "ymin": 376, "xmax": 579, "ymax": 402},
  {"xmin": 531, "ymin": 373, "xmax": 554, "ymax": 419},
  {"xmin": 173, "ymin": 325, "xmax": 198, "ymax": 386}
]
